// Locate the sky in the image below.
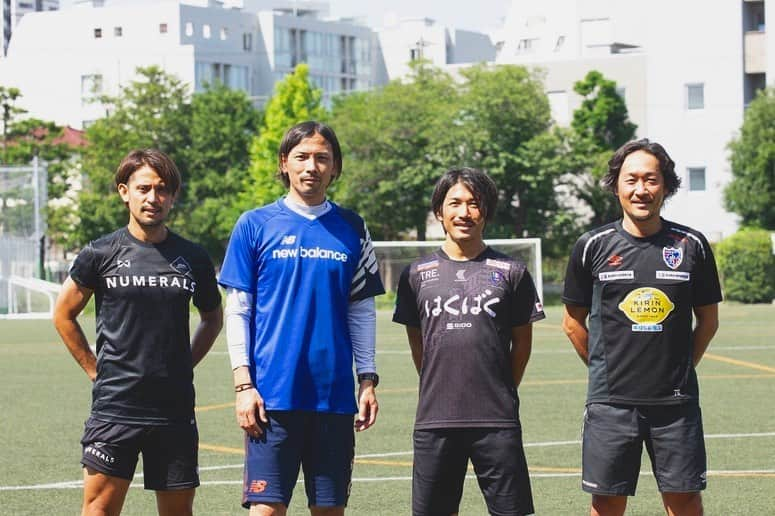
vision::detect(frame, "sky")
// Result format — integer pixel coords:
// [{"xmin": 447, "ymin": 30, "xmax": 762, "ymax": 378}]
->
[{"xmin": 326, "ymin": 0, "xmax": 512, "ymax": 33}]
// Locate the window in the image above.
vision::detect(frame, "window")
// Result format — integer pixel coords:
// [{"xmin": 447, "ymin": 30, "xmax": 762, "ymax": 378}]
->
[
  {"xmin": 114, "ymin": 27, "xmax": 122, "ymax": 37},
  {"xmin": 159, "ymin": 23, "xmax": 168, "ymax": 34},
  {"xmin": 243, "ymin": 32, "xmax": 252, "ymax": 51},
  {"xmin": 185, "ymin": 22, "xmax": 194, "ymax": 37},
  {"xmin": 220, "ymin": 27, "xmax": 228, "ymax": 40},
  {"xmin": 202, "ymin": 24, "xmax": 211, "ymax": 39},
  {"xmin": 554, "ymin": 35, "xmax": 565, "ymax": 52},
  {"xmin": 688, "ymin": 167, "xmax": 706, "ymax": 191},
  {"xmin": 686, "ymin": 83, "xmax": 704, "ymax": 110},
  {"xmin": 93, "ymin": 28, "xmax": 102, "ymax": 39},
  {"xmin": 616, "ymin": 86, "xmax": 626, "ymax": 102},
  {"xmin": 81, "ymin": 74, "xmax": 103, "ymax": 104}
]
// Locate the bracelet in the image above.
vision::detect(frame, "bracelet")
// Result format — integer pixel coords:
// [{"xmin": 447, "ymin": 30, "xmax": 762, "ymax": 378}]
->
[{"xmin": 234, "ymin": 383, "xmax": 253, "ymax": 392}]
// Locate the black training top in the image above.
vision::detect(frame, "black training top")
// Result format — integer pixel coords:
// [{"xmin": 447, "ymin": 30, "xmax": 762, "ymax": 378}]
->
[
  {"xmin": 393, "ymin": 247, "xmax": 545, "ymax": 430},
  {"xmin": 563, "ymin": 219, "xmax": 722, "ymax": 405},
  {"xmin": 69, "ymin": 227, "xmax": 221, "ymax": 425}
]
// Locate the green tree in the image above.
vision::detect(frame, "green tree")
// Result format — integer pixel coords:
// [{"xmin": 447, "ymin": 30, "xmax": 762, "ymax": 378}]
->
[
  {"xmin": 716, "ymin": 227, "xmax": 775, "ymax": 303},
  {"xmin": 725, "ymin": 87, "xmax": 775, "ymax": 229},
  {"xmin": 457, "ymin": 64, "xmax": 557, "ymax": 239},
  {"xmin": 565, "ymin": 70, "xmax": 637, "ymax": 230},
  {"xmin": 239, "ymin": 64, "xmax": 325, "ymax": 213},
  {"xmin": 183, "ymin": 81, "xmax": 260, "ymax": 260},
  {"xmin": 76, "ymin": 66, "xmax": 191, "ymax": 246},
  {"xmin": 0, "ymin": 85, "xmax": 26, "ymax": 163},
  {"xmin": 331, "ymin": 61, "xmax": 460, "ymax": 239}
]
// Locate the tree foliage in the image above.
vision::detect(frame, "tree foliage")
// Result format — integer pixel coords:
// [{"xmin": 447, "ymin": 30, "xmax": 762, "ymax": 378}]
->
[
  {"xmin": 716, "ymin": 227, "xmax": 775, "ymax": 303},
  {"xmin": 331, "ymin": 61, "xmax": 459, "ymax": 239},
  {"xmin": 725, "ymin": 87, "xmax": 775, "ymax": 229},
  {"xmin": 77, "ymin": 66, "xmax": 191, "ymax": 246},
  {"xmin": 74, "ymin": 67, "xmax": 260, "ymax": 259},
  {"xmin": 239, "ymin": 64, "xmax": 325, "ymax": 213},
  {"xmin": 562, "ymin": 70, "xmax": 637, "ymax": 233}
]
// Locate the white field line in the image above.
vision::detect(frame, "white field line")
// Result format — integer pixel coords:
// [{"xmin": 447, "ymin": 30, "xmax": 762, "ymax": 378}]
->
[{"xmin": 5, "ymin": 432, "xmax": 775, "ymax": 492}]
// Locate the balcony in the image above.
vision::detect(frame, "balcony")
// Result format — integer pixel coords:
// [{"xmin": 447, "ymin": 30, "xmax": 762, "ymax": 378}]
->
[{"xmin": 744, "ymin": 30, "xmax": 766, "ymax": 74}]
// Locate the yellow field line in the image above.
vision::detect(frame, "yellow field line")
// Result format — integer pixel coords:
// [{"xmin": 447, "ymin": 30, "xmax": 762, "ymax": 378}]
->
[
  {"xmin": 357, "ymin": 458, "xmax": 414, "ymax": 467},
  {"xmin": 196, "ymin": 402, "xmax": 233, "ymax": 412},
  {"xmin": 703, "ymin": 353, "xmax": 775, "ymax": 374},
  {"xmin": 200, "ymin": 443, "xmax": 243, "ymax": 454}
]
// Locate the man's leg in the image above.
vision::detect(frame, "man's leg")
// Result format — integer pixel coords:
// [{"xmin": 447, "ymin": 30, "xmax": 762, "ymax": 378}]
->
[
  {"xmin": 302, "ymin": 413, "xmax": 354, "ymax": 515},
  {"xmin": 82, "ymin": 467, "xmax": 131, "ymax": 516},
  {"xmin": 661, "ymin": 492, "xmax": 703, "ymax": 516},
  {"xmin": 155, "ymin": 488, "xmax": 195, "ymax": 516},
  {"xmin": 411, "ymin": 429, "xmax": 469, "ymax": 516},
  {"xmin": 591, "ymin": 494, "xmax": 627, "ymax": 516}
]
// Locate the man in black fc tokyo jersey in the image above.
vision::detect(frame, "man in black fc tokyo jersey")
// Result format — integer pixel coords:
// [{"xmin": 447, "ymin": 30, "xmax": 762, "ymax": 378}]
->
[
  {"xmin": 53, "ymin": 149, "xmax": 223, "ymax": 516},
  {"xmin": 562, "ymin": 139, "xmax": 721, "ymax": 516},
  {"xmin": 394, "ymin": 168, "xmax": 544, "ymax": 516}
]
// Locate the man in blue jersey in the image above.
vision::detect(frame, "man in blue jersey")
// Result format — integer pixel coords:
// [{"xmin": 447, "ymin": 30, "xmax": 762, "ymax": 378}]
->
[
  {"xmin": 219, "ymin": 121, "xmax": 385, "ymax": 515},
  {"xmin": 562, "ymin": 139, "xmax": 721, "ymax": 516}
]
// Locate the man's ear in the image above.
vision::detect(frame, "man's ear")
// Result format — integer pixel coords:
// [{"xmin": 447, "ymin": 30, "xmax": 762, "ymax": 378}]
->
[{"xmin": 117, "ymin": 183, "xmax": 129, "ymax": 203}]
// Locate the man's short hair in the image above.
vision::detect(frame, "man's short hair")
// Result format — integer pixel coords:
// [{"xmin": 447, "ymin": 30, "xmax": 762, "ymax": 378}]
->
[
  {"xmin": 115, "ymin": 149, "xmax": 182, "ymax": 195},
  {"xmin": 431, "ymin": 168, "xmax": 498, "ymax": 221},
  {"xmin": 603, "ymin": 138, "xmax": 681, "ymax": 199},
  {"xmin": 277, "ymin": 121, "xmax": 343, "ymax": 188}
]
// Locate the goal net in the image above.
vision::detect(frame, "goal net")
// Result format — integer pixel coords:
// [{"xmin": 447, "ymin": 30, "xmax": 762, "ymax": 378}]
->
[{"xmin": 373, "ymin": 238, "xmax": 543, "ymax": 302}]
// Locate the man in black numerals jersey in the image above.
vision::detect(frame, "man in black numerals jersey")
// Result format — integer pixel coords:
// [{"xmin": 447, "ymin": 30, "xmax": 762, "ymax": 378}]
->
[
  {"xmin": 393, "ymin": 168, "xmax": 544, "ymax": 516},
  {"xmin": 53, "ymin": 149, "xmax": 223, "ymax": 516},
  {"xmin": 562, "ymin": 140, "xmax": 721, "ymax": 516}
]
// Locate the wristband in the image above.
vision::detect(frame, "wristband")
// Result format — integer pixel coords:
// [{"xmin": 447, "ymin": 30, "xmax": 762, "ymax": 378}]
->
[{"xmin": 235, "ymin": 383, "xmax": 253, "ymax": 392}]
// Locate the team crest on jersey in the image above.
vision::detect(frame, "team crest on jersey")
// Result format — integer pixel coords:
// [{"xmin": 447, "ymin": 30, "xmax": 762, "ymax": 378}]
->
[
  {"xmin": 662, "ymin": 247, "xmax": 683, "ymax": 269},
  {"xmin": 490, "ymin": 271, "xmax": 506, "ymax": 285},
  {"xmin": 170, "ymin": 256, "xmax": 193, "ymax": 276}
]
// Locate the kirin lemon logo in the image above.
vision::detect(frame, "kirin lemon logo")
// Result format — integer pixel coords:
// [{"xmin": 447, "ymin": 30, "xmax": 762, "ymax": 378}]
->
[{"xmin": 618, "ymin": 287, "xmax": 675, "ymax": 332}]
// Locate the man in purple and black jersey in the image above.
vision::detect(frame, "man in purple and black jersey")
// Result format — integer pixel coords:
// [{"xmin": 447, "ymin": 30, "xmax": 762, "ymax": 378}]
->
[
  {"xmin": 562, "ymin": 139, "xmax": 721, "ymax": 516},
  {"xmin": 53, "ymin": 149, "xmax": 223, "ymax": 516},
  {"xmin": 393, "ymin": 168, "xmax": 544, "ymax": 516},
  {"xmin": 219, "ymin": 121, "xmax": 384, "ymax": 515}
]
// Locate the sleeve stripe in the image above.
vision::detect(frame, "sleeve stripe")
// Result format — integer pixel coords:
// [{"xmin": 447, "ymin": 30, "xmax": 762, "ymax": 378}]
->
[
  {"xmin": 668, "ymin": 226, "xmax": 707, "ymax": 260},
  {"xmin": 582, "ymin": 228, "xmax": 615, "ymax": 267}
]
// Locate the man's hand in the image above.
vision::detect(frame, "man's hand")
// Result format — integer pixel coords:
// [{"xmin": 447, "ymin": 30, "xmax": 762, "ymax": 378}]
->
[
  {"xmin": 235, "ymin": 387, "xmax": 268, "ymax": 437},
  {"xmin": 355, "ymin": 382, "xmax": 378, "ymax": 432}
]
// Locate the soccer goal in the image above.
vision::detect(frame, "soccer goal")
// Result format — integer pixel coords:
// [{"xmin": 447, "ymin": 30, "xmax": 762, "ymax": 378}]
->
[
  {"xmin": 373, "ymin": 238, "xmax": 543, "ymax": 301},
  {"xmin": 0, "ymin": 275, "xmax": 62, "ymax": 319}
]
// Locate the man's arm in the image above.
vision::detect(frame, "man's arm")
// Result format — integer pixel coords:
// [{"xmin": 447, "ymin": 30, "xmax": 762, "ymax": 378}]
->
[
  {"xmin": 191, "ymin": 306, "xmax": 223, "ymax": 367},
  {"xmin": 349, "ymin": 297, "xmax": 379, "ymax": 432},
  {"xmin": 510, "ymin": 324, "xmax": 533, "ymax": 387},
  {"xmin": 53, "ymin": 277, "xmax": 97, "ymax": 381},
  {"xmin": 692, "ymin": 303, "xmax": 719, "ymax": 366},
  {"xmin": 562, "ymin": 304, "xmax": 591, "ymax": 366},
  {"xmin": 405, "ymin": 326, "xmax": 423, "ymax": 375},
  {"xmin": 224, "ymin": 288, "xmax": 267, "ymax": 437}
]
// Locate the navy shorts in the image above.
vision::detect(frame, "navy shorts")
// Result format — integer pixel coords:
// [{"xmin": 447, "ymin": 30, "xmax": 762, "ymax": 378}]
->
[
  {"xmin": 242, "ymin": 411, "xmax": 354, "ymax": 509},
  {"xmin": 412, "ymin": 427, "xmax": 534, "ymax": 516},
  {"xmin": 80, "ymin": 416, "xmax": 199, "ymax": 490},
  {"xmin": 582, "ymin": 402, "xmax": 707, "ymax": 496}
]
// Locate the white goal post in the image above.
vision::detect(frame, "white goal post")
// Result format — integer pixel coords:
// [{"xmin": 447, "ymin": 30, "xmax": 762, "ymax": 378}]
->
[
  {"xmin": 373, "ymin": 238, "xmax": 543, "ymax": 302},
  {"xmin": 0, "ymin": 275, "xmax": 62, "ymax": 320}
]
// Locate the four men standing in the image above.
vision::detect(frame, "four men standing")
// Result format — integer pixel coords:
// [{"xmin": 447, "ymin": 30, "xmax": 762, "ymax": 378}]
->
[{"xmin": 54, "ymin": 130, "xmax": 721, "ymax": 515}]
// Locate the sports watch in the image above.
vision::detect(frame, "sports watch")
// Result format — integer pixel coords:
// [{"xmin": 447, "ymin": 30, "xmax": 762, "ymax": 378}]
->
[{"xmin": 357, "ymin": 372, "xmax": 379, "ymax": 388}]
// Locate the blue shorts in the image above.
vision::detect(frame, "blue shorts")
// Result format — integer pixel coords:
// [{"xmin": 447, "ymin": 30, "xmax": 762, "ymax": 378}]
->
[
  {"xmin": 80, "ymin": 416, "xmax": 199, "ymax": 490},
  {"xmin": 242, "ymin": 411, "xmax": 354, "ymax": 509},
  {"xmin": 582, "ymin": 403, "xmax": 707, "ymax": 496}
]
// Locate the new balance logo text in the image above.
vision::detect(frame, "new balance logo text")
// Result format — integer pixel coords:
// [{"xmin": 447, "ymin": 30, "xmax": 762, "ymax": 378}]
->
[{"xmin": 271, "ymin": 246, "xmax": 348, "ymax": 262}]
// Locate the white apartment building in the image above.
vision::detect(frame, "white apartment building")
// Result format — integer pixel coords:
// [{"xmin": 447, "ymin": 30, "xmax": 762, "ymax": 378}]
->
[
  {"xmin": 496, "ymin": 0, "xmax": 772, "ymax": 242},
  {"xmin": 1, "ymin": 0, "xmax": 58, "ymax": 56},
  {"xmin": 0, "ymin": 0, "xmax": 378, "ymax": 128},
  {"xmin": 376, "ymin": 16, "xmax": 496, "ymax": 82}
]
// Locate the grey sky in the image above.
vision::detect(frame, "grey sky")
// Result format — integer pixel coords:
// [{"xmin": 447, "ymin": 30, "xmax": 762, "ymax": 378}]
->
[{"xmin": 326, "ymin": 0, "xmax": 512, "ymax": 33}]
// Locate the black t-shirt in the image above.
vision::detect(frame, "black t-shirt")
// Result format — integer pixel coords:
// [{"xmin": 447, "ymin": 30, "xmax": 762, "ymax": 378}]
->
[
  {"xmin": 393, "ymin": 248, "xmax": 545, "ymax": 430},
  {"xmin": 69, "ymin": 227, "xmax": 221, "ymax": 425},
  {"xmin": 563, "ymin": 219, "xmax": 722, "ymax": 405}
]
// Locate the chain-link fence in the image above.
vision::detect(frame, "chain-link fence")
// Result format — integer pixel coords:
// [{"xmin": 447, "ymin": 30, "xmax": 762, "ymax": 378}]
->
[{"xmin": 0, "ymin": 158, "xmax": 47, "ymax": 314}]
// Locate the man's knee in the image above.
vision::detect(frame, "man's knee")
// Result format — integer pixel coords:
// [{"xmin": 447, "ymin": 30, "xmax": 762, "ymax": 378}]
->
[
  {"xmin": 591, "ymin": 494, "xmax": 627, "ymax": 516},
  {"xmin": 662, "ymin": 491, "xmax": 703, "ymax": 516}
]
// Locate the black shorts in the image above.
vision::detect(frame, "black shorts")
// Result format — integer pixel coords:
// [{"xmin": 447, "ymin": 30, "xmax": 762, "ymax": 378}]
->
[
  {"xmin": 412, "ymin": 427, "xmax": 534, "ymax": 516},
  {"xmin": 582, "ymin": 403, "xmax": 707, "ymax": 496},
  {"xmin": 80, "ymin": 416, "xmax": 199, "ymax": 490}
]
